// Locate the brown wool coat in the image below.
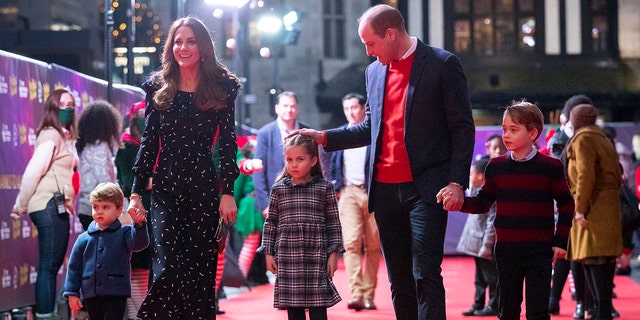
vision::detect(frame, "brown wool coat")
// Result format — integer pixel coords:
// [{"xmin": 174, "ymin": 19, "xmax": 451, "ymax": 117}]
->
[{"xmin": 566, "ymin": 125, "xmax": 623, "ymax": 261}]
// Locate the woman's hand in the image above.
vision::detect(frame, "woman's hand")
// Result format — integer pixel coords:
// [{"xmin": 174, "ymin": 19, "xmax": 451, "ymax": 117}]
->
[
  {"xmin": 574, "ymin": 212, "xmax": 588, "ymax": 228},
  {"xmin": 266, "ymin": 254, "xmax": 277, "ymax": 274},
  {"xmin": 219, "ymin": 194, "xmax": 237, "ymax": 224},
  {"xmin": 327, "ymin": 251, "xmax": 338, "ymax": 278},
  {"xmin": 10, "ymin": 206, "xmax": 26, "ymax": 219},
  {"xmin": 127, "ymin": 194, "xmax": 146, "ymax": 219}
]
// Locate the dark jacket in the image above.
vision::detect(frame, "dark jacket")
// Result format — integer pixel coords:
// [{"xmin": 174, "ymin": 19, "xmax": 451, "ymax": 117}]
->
[
  {"xmin": 324, "ymin": 40, "xmax": 475, "ymax": 211},
  {"xmin": 63, "ymin": 219, "xmax": 150, "ymax": 299},
  {"xmin": 328, "ymin": 124, "xmax": 371, "ymax": 192}
]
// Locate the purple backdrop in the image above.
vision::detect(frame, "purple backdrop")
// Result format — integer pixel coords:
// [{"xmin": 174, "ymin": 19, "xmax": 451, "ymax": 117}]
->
[{"xmin": 0, "ymin": 50, "xmax": 144, "ymax": 311}]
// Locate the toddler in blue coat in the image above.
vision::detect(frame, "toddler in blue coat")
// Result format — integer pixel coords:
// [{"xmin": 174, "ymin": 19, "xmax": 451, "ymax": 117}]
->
[{"xmin": 63, "ymin": 182, "xmax": 149, "ymax": 320}]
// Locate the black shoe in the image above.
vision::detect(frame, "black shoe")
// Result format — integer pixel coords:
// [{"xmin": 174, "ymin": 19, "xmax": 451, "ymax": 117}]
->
[
  {"xmin": 462, "ymin": 307, "xmax": 480, "ymax": 316},
  {"xmin": 612, "ymin": 305, "xmax": 620, "ymax": 318},
  {"xmin": 363, "ymin": 299, "xmax": 377, "ymax": 310},
  {"xmin": 215, "ymin": 298, "xmax": 225, "ymax": 315},
  {"xmin": 474, "ymin": 306, "xmax": 498, "ymax": 316},
  {"xmin": 549, "ymin": 298, "xmax": 560, "ymax": 315},
  {"xmin": 615, "ymin": 267, "xmax": 631, "ymax": 276},
  {"xmin": 347, "ymin": 297, "xmax": 365, "ymax": 311},
  {"xmin": 573, "ymin": 303, "xmax": 585, "ymax": 319}
]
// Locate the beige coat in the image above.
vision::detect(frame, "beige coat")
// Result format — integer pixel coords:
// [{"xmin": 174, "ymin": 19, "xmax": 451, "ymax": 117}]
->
[{"xmin": 566, "ymin": 125, "xmax": 622, "ymax": 261}]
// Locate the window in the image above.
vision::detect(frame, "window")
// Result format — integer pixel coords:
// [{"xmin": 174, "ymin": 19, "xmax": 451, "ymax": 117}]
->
[
  {"xmin": 453, "ymin": 0, "xmax": 536, "ymax": 55},
  {"xmin": 589, "ymin": 0, "xmax": 609, "ymax": 53},
  {"xmin": 323, "ymin": 0, "xmax": 345, "ymax": 59}
]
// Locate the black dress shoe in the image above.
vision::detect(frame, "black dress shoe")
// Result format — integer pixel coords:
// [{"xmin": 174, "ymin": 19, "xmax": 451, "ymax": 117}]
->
[
  {"xmin": 474, "ymin": 306, "xmax": 498, "ymax": 316},
  {"xmin": 573, "ymin": 302, "xmax": 585, "ymax": 319},
  {"xmin": 462, "ymin": 307, "xmax": 480, "ymax": 316},
  {"xmin": 347, "ymin": 297, "xmax": 365, "ymax": 311},
  {"xmin": 549, "ymin": 298, "xmax": 560, "ymax": 315},
  {"xmin": 364, "ymin": 299, "xmax": 377, "ymax": 310}
]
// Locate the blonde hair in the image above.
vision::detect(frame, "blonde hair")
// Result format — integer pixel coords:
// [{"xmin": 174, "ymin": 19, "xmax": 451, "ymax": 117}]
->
[
  {"xmin": 503, "ymin": 99, "xmax": 544, "ymax": 140},
  {"xmin": 90, "ymin": 182, "xmax": 124, "ymax": 209},
  {"xmin": 276, "ymin": 133, "xmax": 323, "ymax": 182}
]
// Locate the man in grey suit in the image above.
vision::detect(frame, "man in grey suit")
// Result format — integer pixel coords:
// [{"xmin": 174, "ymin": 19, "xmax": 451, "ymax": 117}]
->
[{"xmin": 296, "ymin": 5, "xmax": 475, "ymax": 319}]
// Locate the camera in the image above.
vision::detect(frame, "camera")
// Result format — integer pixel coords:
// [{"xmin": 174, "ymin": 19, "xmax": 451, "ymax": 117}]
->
[{"xmin": 53, "ymin": 191, "xmax": 66, "ymax": 214}]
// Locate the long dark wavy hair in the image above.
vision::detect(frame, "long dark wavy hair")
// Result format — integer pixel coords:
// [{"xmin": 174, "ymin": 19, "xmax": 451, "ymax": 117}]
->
[
  {"xmin": 152, "ymin": 16, "xmax": 240, "ymax": 111},
  {"xmin": 76, "ymin": 100, "xmax": 122, "ymax": 155},
  {"xmin": 275, "ymin": 133, "xmax": 323, "ymax": 183},
  {"xmin": 36, "ymin": 88, "xmax": 79, "ymax": 140}
]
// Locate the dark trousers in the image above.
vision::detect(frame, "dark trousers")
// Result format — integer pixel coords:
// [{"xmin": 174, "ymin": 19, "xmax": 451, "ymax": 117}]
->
[
  {"xmin": 583, "ymin": 259, "xmax": 616, "ymax": 320},
  {"xmin": 495, "ymin": 252, "xmax": 552, "ymax": 320},
  {"xmin": 473, "ymin": 257, "xmax": 498, "ymax": 310},
  {"xmin": 549, "ymin": 258, "xmax": 571, "ymax": 302},
  {"xmin": 287, "ymin": 307, "xmax": 327, "ymax": 320},
  {"xmin": 29, "ymin": 198, "xmax": 70, "ymax": 315},
  {"xmin": 84, "ymin": 296, "xmax": 127, "ymax": 320},
  {"xmin": 373, "ymin": 182, "xmax": 447, "ymax": 320}
]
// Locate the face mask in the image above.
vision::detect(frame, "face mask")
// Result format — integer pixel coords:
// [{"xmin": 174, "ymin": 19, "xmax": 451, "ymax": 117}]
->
[
  {"xmin": 58, "ymin": 108, "xmax": 74, "ymax": 125},
  {"xmin": 135, "ymin": 118, "xmax": 146, "ymax": 132},
  {"xmin": 564, "ymin": 122, "xmax": 574, "ymax": 138}
]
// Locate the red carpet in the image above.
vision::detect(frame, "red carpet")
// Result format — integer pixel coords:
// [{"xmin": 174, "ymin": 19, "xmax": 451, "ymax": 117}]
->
[{"xmin": 218, "ymin": 256, "xmax": 640, "ymax": 319}]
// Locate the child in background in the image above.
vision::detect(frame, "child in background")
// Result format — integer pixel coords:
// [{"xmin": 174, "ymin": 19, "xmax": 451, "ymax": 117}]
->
[
  {"xmin": 457, "ymin": 158, "xmax": 498, "ymax": 317},
  {"xmin": 63, "ymin": 182, "xmax": 149, "ymax": 320},
  {"xmin": 114, "ymin": 101, "xmax": 152, "ymax": 320},
  {"xmin": 438, "ymin": 100, "xmax": 575, "ymax": 319},
  {"xmin": 259, "ymin": 133, "xmax": 344, "ymax": 320}
]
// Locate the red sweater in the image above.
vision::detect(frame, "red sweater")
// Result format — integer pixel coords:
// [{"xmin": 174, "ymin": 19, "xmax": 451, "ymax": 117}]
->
[
  {"xmin": 375, "ymin": 54, "xmax": 414, "ymax": 183},
  {"xmin": 461, "ymin": 153, "xmax": 575, "ymax": 257}
]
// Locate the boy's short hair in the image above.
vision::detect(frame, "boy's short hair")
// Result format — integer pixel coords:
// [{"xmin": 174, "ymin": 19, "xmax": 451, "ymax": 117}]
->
[
  {"xmin": 504, "ymin": 99, "xmax": 544, "ymax": 140},
  {"xmin": 472, "ymin": 158, "xmax": 490, "ymax": 175},
  {"xmin": 90, "ymin": 182, "xmax": 124, "ymax": 208}
]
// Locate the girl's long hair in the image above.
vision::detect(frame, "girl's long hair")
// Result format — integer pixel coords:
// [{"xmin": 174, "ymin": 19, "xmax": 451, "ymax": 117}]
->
[
  {"xmin": 276, "ymin": 134, "xmax": 323, "ymax": 182},
  {"xmin": 152, "ymin": 16, "xmax": 240, "ymax": 111},
  {"xmin": 76, "ymin": 100, "xmax": 122, "ymax": 155},
  {"xmin": 37, "ymin": 88, "xmax": 79, "ymax": 140}
]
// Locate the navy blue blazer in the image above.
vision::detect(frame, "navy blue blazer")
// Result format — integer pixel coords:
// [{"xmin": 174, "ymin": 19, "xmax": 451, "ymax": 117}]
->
[
  {"xmin": 328, "ymin": 124, "xmax": 371, "ymax": 192},
  {"xmin": 324, "ymin": 41, "xmax": 475, "ymax": 211}
]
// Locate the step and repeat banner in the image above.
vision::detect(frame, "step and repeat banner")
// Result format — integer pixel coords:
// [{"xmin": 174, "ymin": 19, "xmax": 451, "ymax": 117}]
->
[{"xmin": 0, "ymin": 50, "xmax": 144, "ymax": 312}]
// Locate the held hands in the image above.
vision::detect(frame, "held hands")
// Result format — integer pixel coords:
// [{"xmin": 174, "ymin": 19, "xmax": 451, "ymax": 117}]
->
[
  {"xmin": 435, "ymin": 183, "xmax": 464, "ymax": 211},
  {"xmin": 266, "ymin": 254, "xmax": 278, "ymax": 274},
  {"xmin": 68, "ymin": 295, "xmax": 83, "ymax": 311},
  {"xmin": 219, "ymin": 194, "xmax": 237, "ymax": 224},
  {"xmin": 552, "ymin": 247, "xmax": 567, "ymax": 260},
  {"xmin": 127, "ymin": 195, "xmax": 147, "ymax": 223}
]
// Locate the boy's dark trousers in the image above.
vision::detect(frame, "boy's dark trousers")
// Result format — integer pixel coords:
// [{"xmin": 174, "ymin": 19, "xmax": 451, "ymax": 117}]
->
[
  {"xmin": 495, "ymin": 251, "xmax": 553, "ymax": 320},
  {"xmin": 83, "ymin": 295, "xmax": 127, "ymax": 320}
]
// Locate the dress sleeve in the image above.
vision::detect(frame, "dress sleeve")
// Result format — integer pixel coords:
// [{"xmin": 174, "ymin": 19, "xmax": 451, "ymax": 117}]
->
[
  {"xmin": 324, "ymin": 182, "xmax": 344, "ymax": 254},
  {"xmin": 258, "ymin": 185, "xmax": 279, "ymax": 256},
  {"xmin": 131, "ymin": 98, "xmax": 160, "ymax": 195},
  {"xmin": 215, "ymin": 93, "xmax": 239, "ymax": 195}
]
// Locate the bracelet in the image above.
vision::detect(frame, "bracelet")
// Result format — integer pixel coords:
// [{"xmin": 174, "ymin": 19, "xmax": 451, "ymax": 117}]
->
[
  {"xmin": 449, "ymin": 182, "xmax": 463, "ymax": 189},
  {"xmin": 130, "ymin": 193, "xmax": 141, "ymax": 200}
]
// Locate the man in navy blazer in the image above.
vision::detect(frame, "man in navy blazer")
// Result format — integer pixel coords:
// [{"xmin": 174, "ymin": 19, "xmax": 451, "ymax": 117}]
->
[{"xmin": 297, "ymin": 5, "xmax": 475, "ymax": 319}]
